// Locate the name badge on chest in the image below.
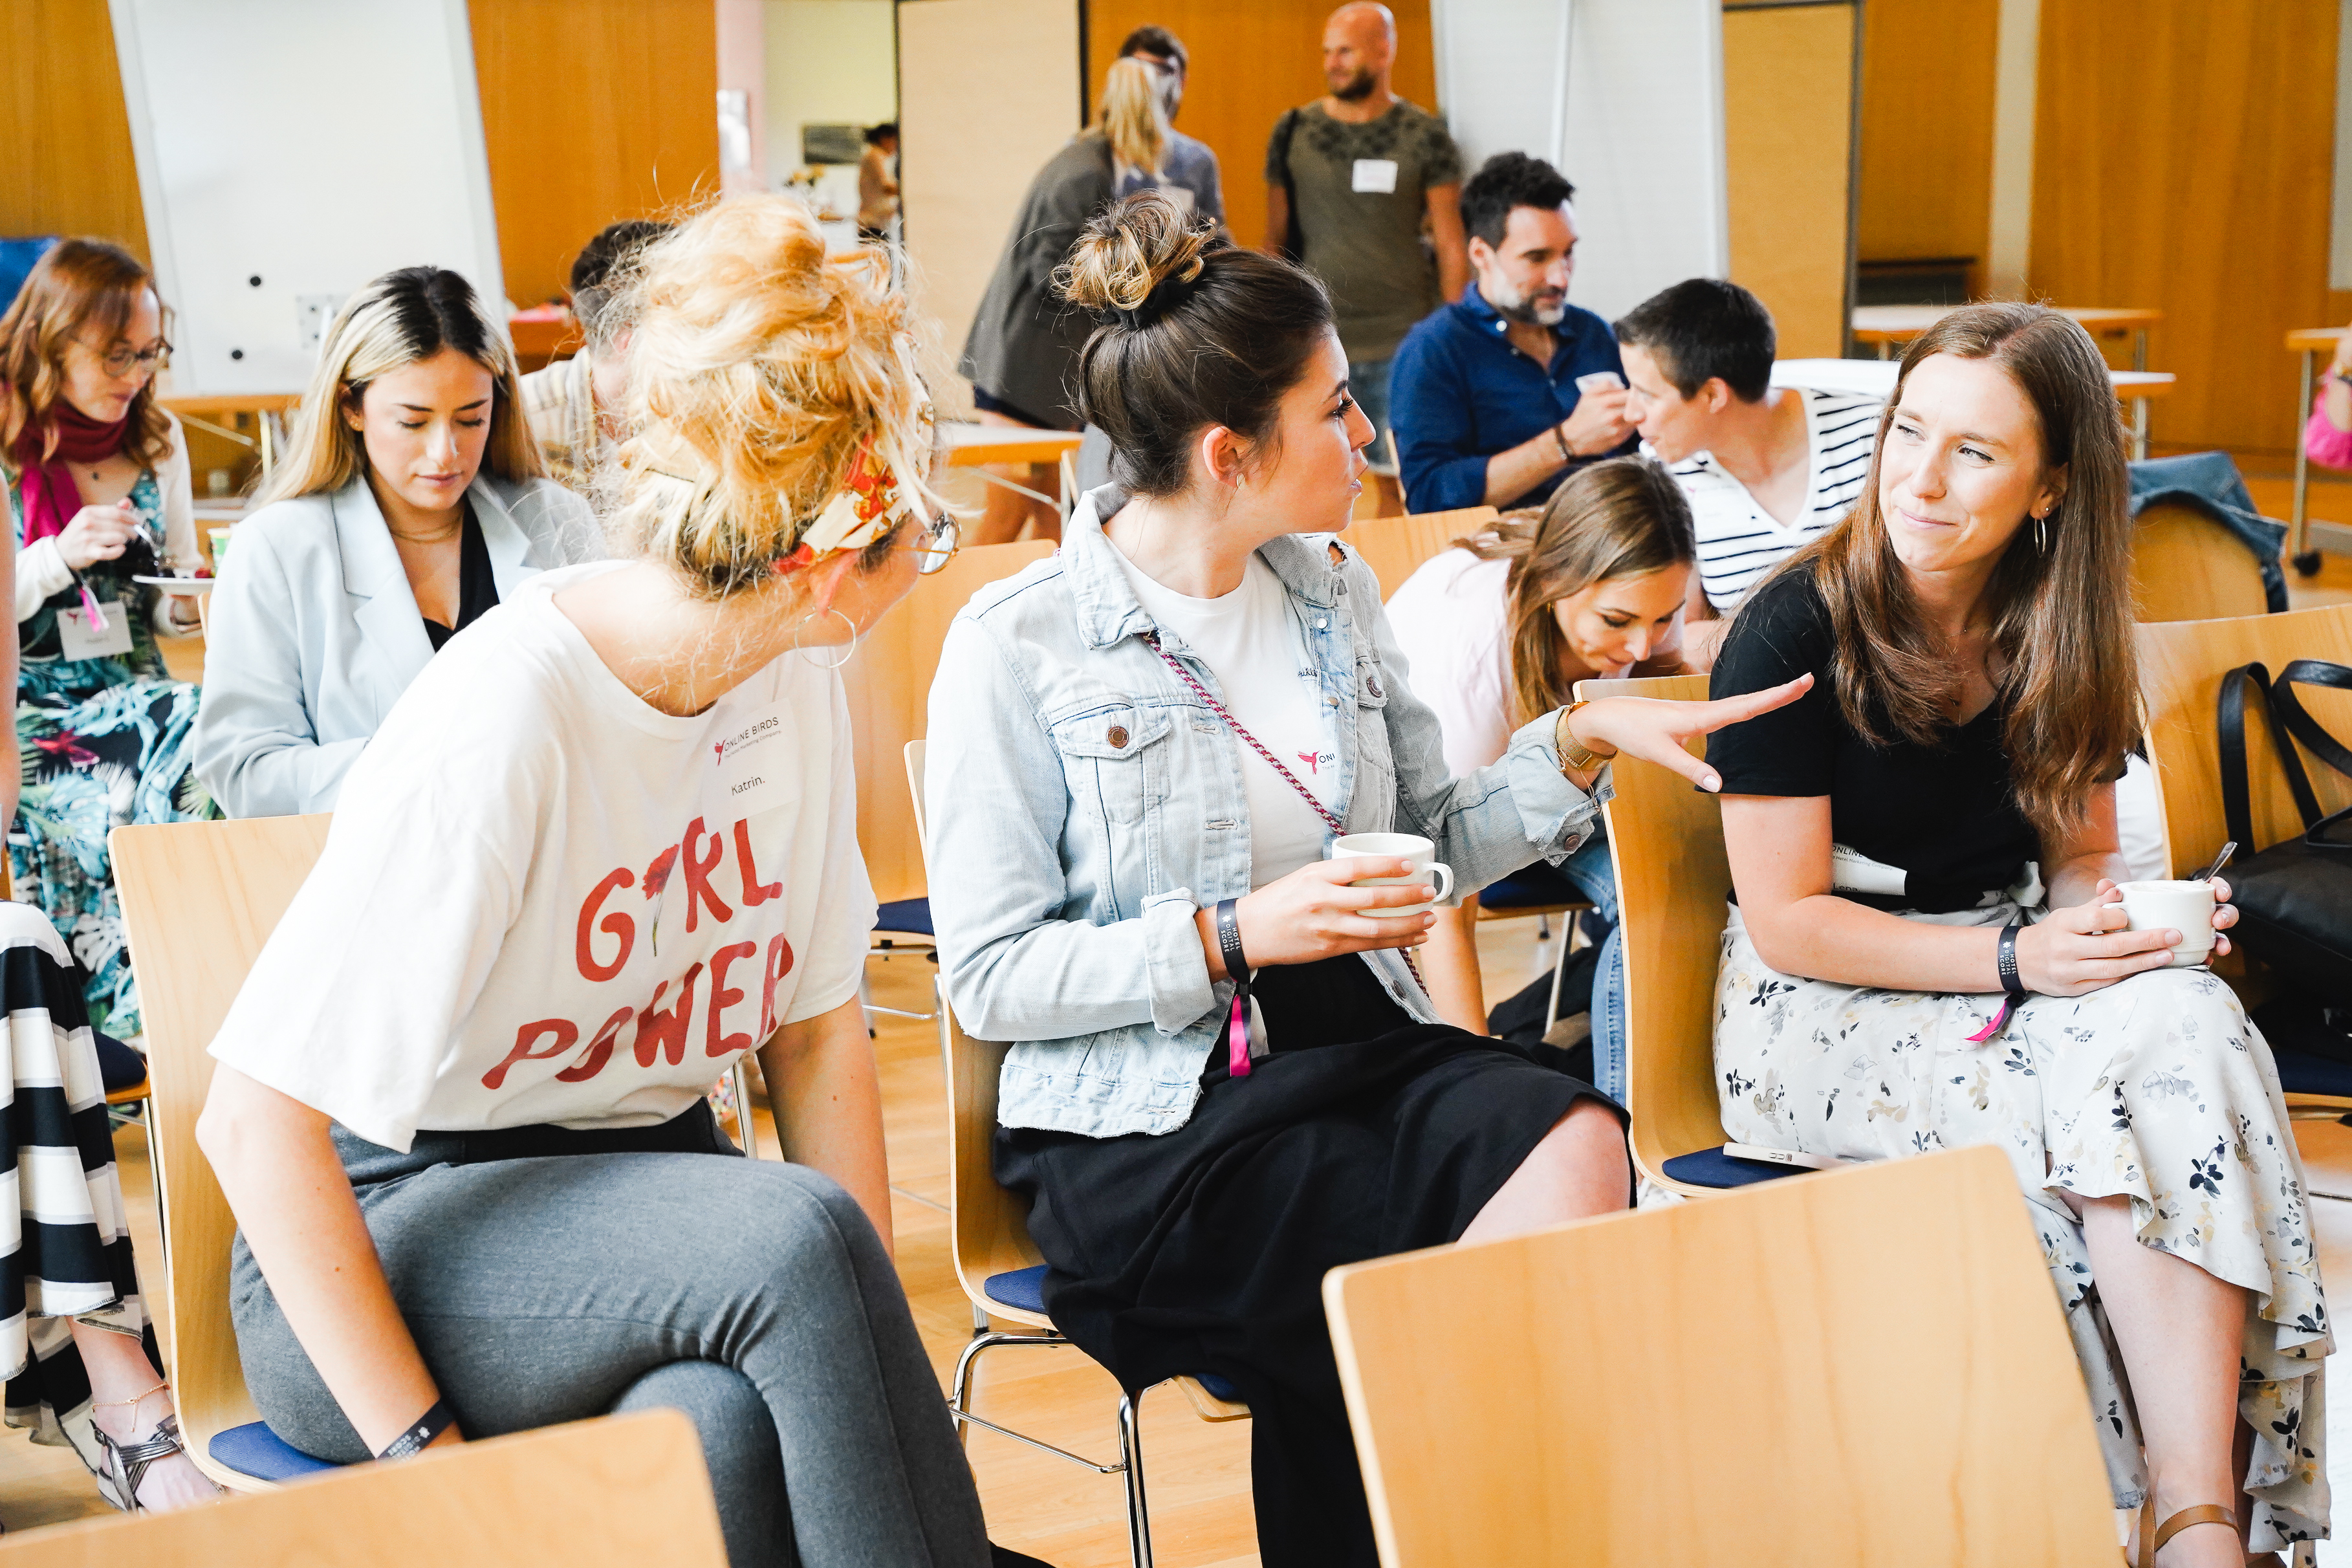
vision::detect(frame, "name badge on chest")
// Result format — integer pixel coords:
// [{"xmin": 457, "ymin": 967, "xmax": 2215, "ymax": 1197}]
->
[
  {"xmin": 1351, "ymin": 158, "xmax": 1399, "ymax": 194},
  {"xmin": 57, "ymin": 594, "xmax": 134, "ymax": 660},
  {"xmin": 710, "ymin": 707, "xmax": 796, "ymax": 821}
]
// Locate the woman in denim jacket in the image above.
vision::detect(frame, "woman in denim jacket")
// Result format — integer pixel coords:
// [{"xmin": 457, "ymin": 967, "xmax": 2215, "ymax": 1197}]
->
[{"xmin": 924, "ymin": 194, "xmax": 1803, "ymax": 1566}]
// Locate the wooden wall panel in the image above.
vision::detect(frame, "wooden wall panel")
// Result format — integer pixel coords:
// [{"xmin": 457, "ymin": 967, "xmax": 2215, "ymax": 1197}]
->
[
  {"xmin": 1723, "ymin": 3, "xmax": 1857, "ymax": 359},
  {"xmin": 468, "ymin": 0, "xmax": 723, "ymax": 309},
  {"xmin": 2028, "ymin": 1, "xmax": 2338, "ymax": 455},
  {"xmin": 1855, "ymin": 0, "xmax": 1997, "ymax": 289},
  {"xmin": 0, "ymin": 0, "xmax": 147, "ymax": 261},
  {"xmin": 1082, "ymin": 0, "xmax": 1436, "ymax": 253}
]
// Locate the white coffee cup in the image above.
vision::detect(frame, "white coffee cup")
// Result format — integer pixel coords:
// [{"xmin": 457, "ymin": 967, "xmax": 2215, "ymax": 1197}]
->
[
  {"xmin": 2116, "ymin": 879, "xmax": 2219, "ymax": 968},
  {"xmin": 1329, "ymin": 832, "xmax": 1455, "ymax": 919}
]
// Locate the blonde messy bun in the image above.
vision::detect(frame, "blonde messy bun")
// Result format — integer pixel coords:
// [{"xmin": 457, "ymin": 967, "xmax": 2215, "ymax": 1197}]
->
[
  {"xmin": 607, "ymin": 195, "xmax": 937, "ymax": 598},
  {"xmin": 1055, "ymin": 190, "xmax": 1210, "ymax": 318}
]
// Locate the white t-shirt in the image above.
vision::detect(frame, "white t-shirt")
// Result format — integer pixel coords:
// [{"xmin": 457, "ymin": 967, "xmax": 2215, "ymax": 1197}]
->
[
  {"xmin": 1666, "ymin": 387, "xmax": 1881, "ymax": 611},
  {"xmin": 208, "ymin": 561, "xmax": 877, "ymax": 1153},
  {"xmin": 1112, "ymin": 550, "xmax": 1336, "ymax": 887},
  {"xmin": 1386, "ymin": 547, "xmax": 1626, "ymax": 778}
]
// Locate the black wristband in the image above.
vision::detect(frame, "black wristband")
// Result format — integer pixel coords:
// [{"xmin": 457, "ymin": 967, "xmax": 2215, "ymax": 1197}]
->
[
  {"xmin": 1996, "ymin": 922, "xmax": 2024, "ymax": 997},
  {"xmin": 1214, "ymin": 897, "xmax": 1250, "ymax": 983},
  {"xmin": 378, "ymin": 1397, "xmax": 457, "ymax": 1461}
]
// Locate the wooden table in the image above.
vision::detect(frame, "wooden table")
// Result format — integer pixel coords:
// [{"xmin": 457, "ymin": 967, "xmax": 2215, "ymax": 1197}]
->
[
  {"xmin": 1852, "ymin": 305, "xmax": 2162, "ymax": 370},
  {"xmin": 160, "ymin": 392, "xmax": 303, "ymax": 478},
  {"xmin": 940, "ymin": 422, "xmax": 1085, "ymax": 518},
  {"xmin": 2283, "ymin": 325, "xmax": 2344, "ymax": 576},
  {"xmin": 1770, "ymin": 360, "xmax": 2173, "ymax": 459}
]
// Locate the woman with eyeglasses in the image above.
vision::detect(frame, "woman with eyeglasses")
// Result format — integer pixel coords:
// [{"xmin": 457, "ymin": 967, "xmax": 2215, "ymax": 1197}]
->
[
  {"xmin": 0, "ymin": 238, "xmax": 211, "ymax": 1038},
  {"xmin": 197, "ymin": 198, "xmax": 1026, "ymax": 1568},
  {"xmin": 190, "ymin": 265, "xmax": 602, "ymax": 822}
]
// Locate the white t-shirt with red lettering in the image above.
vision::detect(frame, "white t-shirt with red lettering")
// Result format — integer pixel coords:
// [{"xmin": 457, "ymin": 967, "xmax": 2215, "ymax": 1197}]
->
[{"xmin": 208, "ymin": 561, "xmax": 877, "ymax": 1153}]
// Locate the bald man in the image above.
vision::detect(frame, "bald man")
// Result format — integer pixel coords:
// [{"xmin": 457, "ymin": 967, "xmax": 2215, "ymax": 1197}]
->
[{"xmin": 1266, "ymin": 1, "xmax": 1467, "ymax": 513}]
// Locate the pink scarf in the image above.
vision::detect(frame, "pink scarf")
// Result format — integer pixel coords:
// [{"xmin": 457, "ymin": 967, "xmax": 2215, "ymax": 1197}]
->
[{"xmin": 10, "ymin": 402, "xmax": 131, "ymax": 545}]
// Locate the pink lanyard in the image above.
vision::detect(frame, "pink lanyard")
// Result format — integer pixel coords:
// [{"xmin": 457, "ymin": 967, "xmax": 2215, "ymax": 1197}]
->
[{"xmin": 1142, "ymin": 632, "xmax": 1423, "ymax": 1076}]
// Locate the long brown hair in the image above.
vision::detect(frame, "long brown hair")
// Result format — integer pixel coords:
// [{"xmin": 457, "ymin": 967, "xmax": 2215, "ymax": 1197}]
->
[
  {"xmin": 0, "ymin": 238, "xmax": 175, "ymax": 473},
  {"xmin": 1456, "ymin": 455, "xmax": 1695, "ymax": 726},
  {"xmin": 1752, "ymin": 302, "xmax": 2136, "ymax": 840}
]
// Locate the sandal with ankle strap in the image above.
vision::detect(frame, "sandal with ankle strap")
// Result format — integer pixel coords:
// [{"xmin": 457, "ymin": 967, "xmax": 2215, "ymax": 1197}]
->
[
  {"xmin": 2134, "ymin": 1502, "xmax": 2237, "ymax": 1568},
  {"xmin": 92, "ymin": 1412, "xmax": 193, "ymax": 1514}
]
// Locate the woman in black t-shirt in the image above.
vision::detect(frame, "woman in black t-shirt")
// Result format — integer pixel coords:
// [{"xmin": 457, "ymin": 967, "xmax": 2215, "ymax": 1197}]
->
[{"xmin": 1706, "ymin": 305, "xmax": 2325, "ymax": 1565}]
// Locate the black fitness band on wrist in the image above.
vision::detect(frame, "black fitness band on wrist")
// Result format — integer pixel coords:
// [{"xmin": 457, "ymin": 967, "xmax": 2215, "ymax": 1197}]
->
[
  {"xmin": 1995, "ymin": 921, "xmax": 2023, "ymax": 997},
  {"xmin": 1214, "ymin": 897, "xmax": 1250, "ymax": 982},
  {"xmin": 378, "ymin": 1398, "xmax": 457, "ymax": 1461}
]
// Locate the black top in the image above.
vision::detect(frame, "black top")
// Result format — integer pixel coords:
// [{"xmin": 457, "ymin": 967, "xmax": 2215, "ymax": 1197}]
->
[
  {"xmin": 421, "ymin": 501, "xmax": 498, "ymax": 654},
  {"xmin": 1705, "ymin": 567, "xmax": 2043, "ymax": 914}
]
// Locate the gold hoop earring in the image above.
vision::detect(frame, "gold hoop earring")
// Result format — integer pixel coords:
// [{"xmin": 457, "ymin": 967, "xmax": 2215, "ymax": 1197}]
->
[{"xmin": 800, "ymin": 605, "xmax": 860, "ymax": 671}]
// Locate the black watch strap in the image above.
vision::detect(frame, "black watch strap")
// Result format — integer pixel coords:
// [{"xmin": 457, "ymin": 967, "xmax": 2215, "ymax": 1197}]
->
[
  {"xmin": 1995, "ymin": 921, "xmax": 2023, "ymax": 997},
  {"xmin": 378, "ymin": 1397, "xmax": 457, "ymax": 1461},
  {"xmin": 1214, "ymin": 898, "xmax": 1250, "ymax": 982}
]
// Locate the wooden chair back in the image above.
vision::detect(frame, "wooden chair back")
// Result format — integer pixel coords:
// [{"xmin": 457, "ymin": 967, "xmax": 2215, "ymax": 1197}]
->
[
  {"xmin": 1323, "ymin": 1144, "xmax": 2117, "ymax": 1567},
  {"xmin": 1581, "ymin": 673, "xmax": 1732, "ymax": 1189},
  {"xmin": 842, "ymin": 539, "xmax": 1056, "ymax": 905},
  {"xmin": 0, "ymin": 1410, "xmax": 726, "ymax": 1567},
  {"xmin": 2129, "ymin": 501, "xmax": 2269, "ymax": 622},
  {"xmin": 109, "ymin": 814, "xmax": 332, "ymax": 1490},
  {"xmin": 1340, "ymin": 506, "xmax": 1500, "ymax": 600},
  {"xmin": 2137, "ymin": 604, "xmax": 2352, "ymax": 878},
  {"xmin": 904, "ymin": 739, "xmax": 1051, "ymax": 1325}
]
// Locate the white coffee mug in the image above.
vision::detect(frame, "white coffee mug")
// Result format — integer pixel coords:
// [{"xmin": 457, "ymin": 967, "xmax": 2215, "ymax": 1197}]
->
[
  {"xmin": 2116, "ymin": 879, "xmax": 2219, "ymax": 968},
  {"xmin": 1329, "ymin": 832, "xmax": 1455, "ymax": 919}
]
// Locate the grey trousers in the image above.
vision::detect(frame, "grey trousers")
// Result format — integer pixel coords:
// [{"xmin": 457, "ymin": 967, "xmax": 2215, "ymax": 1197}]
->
[{"xmin": 230, "ymin": 1110, "xmax": 990, "ymax": 1568}]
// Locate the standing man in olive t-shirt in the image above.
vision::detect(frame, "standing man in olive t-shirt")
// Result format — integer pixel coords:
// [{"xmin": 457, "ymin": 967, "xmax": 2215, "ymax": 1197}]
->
[{"xmin": 1265, "ymin": 1, "xmax": 1468, "ymax": 514}]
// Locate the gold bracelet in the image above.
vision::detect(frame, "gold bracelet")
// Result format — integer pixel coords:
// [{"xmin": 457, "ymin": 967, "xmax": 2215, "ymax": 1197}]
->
[{"xmin": 1556, "ymin": 700, "xmax": 1613, "ymax": 774}]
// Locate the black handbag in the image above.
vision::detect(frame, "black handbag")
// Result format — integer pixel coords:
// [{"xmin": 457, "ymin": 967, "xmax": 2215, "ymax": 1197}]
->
[{"xmin": 2217, "ymin": 659, "xmax": 2352, "ymax": 1004}]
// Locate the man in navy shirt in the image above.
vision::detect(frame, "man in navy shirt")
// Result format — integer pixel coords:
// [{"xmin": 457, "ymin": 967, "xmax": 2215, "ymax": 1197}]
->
[{"xmin": 1390, "ymin": 152, "xmax": 1634, "ymax": 511}]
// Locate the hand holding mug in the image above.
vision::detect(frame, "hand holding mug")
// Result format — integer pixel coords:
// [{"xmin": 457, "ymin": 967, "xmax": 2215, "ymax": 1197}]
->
[
  {"xmin": 1204, "ymin": 858, "xmax": 1435, "ymax": 980},
  {"xmin": 2014, "ymin": 878, "xmax": 2238, "ymax": 997}
]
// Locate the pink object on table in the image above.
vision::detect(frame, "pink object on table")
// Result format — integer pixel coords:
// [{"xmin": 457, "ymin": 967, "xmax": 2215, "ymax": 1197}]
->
[{"xmin": 2305, "ymin": 389, "xmax": 2352, "ymax": 471}]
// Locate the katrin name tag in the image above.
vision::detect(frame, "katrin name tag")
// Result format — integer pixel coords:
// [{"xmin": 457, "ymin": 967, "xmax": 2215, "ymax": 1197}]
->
[
  {"xmin": 57, "ymin": 594, "xmax": 133, "ymax": 660},
  {"xmin": 1351, "ymin": 158, "xmax": 1399, "ymax": 194},
  {"xmin": 710, "ymin": 708, "xmax": 795, "ymax": 820}
]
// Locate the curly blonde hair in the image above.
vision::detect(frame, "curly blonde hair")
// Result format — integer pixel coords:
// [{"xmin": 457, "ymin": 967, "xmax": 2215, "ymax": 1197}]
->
[{"xmin": 605, "ymin": 195, "xmax": 940, "ymax": 598}]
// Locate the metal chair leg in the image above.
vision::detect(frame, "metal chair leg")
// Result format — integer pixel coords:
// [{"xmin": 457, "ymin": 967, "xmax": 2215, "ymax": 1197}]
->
[
  {"xmin": 1543, "ymin": 941, "xmax": 1570, "ymax": 1033},
  {"xmin": 1118, "ymin": 1390, "xmax": 1153, "ymax": 1568},
  {"xmin": 728, "ymin": 1057, "xmax": 757, "ymax": 1160}
]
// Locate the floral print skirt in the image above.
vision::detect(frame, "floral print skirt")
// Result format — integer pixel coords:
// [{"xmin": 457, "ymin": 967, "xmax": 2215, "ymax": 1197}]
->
[
  {"xmin": 10, "ymin": 673, "xmax": 211, "ymax": 1039},
  {"xmin": 1714, "ymin": 900, "xmax": 2330, "ymax": 1552}
]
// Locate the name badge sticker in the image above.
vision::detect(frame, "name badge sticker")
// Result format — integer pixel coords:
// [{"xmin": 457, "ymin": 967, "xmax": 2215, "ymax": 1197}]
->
[
  {"xmin": 57, "ymin": 596, "xmax": 134, "ymax": 660},
  {"xmin": 1351, "ymin": 158, "xmax": 1399, "ymax": 194},
  {"xmin": 711, "ymin": 710, "xmax": 797, "ymax": 821}
]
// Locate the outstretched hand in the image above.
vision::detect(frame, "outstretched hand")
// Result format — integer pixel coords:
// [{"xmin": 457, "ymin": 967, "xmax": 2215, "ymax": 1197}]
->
[{"xmin": 1568, "ymin": 673, "xmax": 1814, "ymax": 792}]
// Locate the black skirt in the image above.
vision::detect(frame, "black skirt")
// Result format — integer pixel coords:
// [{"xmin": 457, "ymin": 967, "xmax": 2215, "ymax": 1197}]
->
[{"xmin": 996, "ymin": 955, "xmax": 1620, "ymax": 1568}]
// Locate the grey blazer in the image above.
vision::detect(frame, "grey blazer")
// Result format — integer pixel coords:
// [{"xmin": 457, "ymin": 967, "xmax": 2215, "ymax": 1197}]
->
[{"xmin": 191, "ymin": 474, "xmax": 602, "ymax": 819}]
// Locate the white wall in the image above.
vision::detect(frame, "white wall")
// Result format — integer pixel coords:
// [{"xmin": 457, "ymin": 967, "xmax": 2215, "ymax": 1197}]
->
[
  {"xmin": 110, "ymin": 0, "xmax": 503, "ymax": 396},
  {"xmin": 766, "ymin": 0, "xmax": 897, "ymax": 218},
  {"xmin": 1433, "ymin": 0, "xmax": 1726, "ymax": 323}
]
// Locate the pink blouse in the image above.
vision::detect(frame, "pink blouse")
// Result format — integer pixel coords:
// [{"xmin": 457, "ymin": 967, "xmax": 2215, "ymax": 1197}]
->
[{"xmin": 2304, "ymin": 389, "xmax": 2352, "ymax": 470}]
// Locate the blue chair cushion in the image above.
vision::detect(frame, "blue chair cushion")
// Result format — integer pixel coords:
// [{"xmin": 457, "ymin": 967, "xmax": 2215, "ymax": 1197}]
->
[
  {"xmin": 1661, "ymin": 1146, "xmax": 1809, "ymax": 1189},
  {"xmin": 2274, "ymin": 1046, "xmax": 2352, "ymax": 1100},
  {"xmin": 875, "ymin": 898, "xmax": 933, "ymax": 937},
  {"xmin": 93, "ymin": 1031, "xmax": 147, "ymax": 1095},
  {"xmin": 211, "ymin": 1421, "xmax": 343, "ymax": 1480},
  {"xmin": 984, "ymin": 1263, "xmax": 1050, "ymax": 1314},
  {"xmin": 1193, "ymin": 1371, "xmax": 1243, "ymax": 1403},
  {"xmin": 1477, "ymin": 860, "xmax": 1583, "ymax": 911}
]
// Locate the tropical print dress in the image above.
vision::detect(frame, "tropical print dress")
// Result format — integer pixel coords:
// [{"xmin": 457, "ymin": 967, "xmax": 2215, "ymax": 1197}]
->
[
  {"xmin": 8, "ymin": 470, "xmax": 212, "ymax": 1038},
  {"xmin": 1715, "ymin": 899, "xmax": 2331, "ymax": 1554}
]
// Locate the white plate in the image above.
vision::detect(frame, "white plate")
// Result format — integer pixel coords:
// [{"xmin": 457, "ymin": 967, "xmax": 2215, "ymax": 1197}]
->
[{"xmin": 133, "ymin": 575, "xmax": 214, "ymax": 591}]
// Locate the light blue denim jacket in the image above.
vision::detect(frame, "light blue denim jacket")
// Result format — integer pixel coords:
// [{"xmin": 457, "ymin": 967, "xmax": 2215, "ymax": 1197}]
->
[{"xmin": 923, "ymin": 488, "xmax": 1609, "ymax": 1138}]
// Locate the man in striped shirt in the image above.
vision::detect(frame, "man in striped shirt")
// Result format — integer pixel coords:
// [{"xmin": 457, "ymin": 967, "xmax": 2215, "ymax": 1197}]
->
[{"xmin": 1614, "ymin": 279, "xmax": 1881, "ymax": 666}]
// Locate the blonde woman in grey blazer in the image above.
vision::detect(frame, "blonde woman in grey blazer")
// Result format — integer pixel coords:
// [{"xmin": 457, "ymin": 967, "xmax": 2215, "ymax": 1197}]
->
[{"xmin": 193, "ymin": 267, "xmax": 602, "ymax": 819}]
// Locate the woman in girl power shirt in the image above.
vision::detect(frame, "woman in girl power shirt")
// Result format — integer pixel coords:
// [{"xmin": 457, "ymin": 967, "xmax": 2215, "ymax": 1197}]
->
[{"xmin": 199, "ymin": 200, "xmax": 1038, "ymax": 1568}]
